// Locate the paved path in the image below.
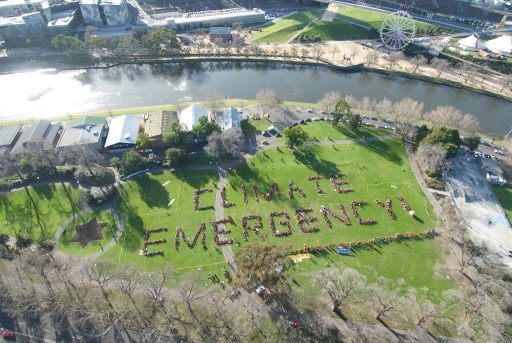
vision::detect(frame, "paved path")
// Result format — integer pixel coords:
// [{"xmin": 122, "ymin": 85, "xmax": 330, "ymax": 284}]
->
[
  {"xmin": 52, "ymin": 208, "xmax": 125, "ymax": 260},
  {"xmin": 214, "ymin": 166, "xmax": 237, "ymax": 271}
]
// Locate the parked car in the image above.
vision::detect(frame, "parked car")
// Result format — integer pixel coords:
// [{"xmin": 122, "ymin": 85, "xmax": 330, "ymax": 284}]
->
[
  {"xmin": 494, "ymin": 149, "xmax": 505, "ymax": 156},
  {"xmin": 306, "ymin": 108, "xmax": 314, "ymax": 113},
  {"xmin": 1, "ymin": 329, "xmax": 15, "ymax": 341},
  {"xmin": 311, "ymin": 117, "xmax": 321, "ymax": 121}
]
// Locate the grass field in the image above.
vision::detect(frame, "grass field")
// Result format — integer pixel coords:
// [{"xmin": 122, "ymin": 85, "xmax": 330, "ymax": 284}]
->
[
  {"xmin": 492, "ymin": 184, "xmax": 512, "ymax": 222},
  {"xmin": 58, "ymin": 210, "xmax": 117, "ymax": 256},
  {"xmin": 0, "ymin": 184, "xmax": 82, "ymax": 241},
  {"xmin": 101, "ymin": 170, "xmax": 226, "ymax": 278},
  {"xmin": 252, "ymin": 6, "xmax": 450, "ymax": 44},
  {"xmin": 219, "ymin": 140, "xmax": 451, "ymax": 302},
  {"xmin": 298, "ymin": 121, "xmax": 384, "ymax": 141}
]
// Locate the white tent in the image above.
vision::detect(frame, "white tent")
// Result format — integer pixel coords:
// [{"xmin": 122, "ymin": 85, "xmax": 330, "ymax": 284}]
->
[
  {"xmin": 486, "ymin": 35, "xmax": 512, "ymax": 55},
  {"xmin": 458, "ymin": 34, "xmax": 486, "ymax": 51},
  {"xmin": 179, "ymin": 104, "xmax": 208, "ymax": 131}
]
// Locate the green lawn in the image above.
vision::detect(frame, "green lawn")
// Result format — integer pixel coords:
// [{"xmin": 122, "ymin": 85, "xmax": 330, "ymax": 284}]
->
[
  {"xmin": 252, "ymin": 6, "xmax": 452, "ymax": 44},
  {"xmin": 252, "ymin": 11, "xmax": 323, "ymax": 43},
  {"xmin": 223, "ymin": 140, "xmax": 451, "ymax": 301},
  {"xmin": 58, "ymin": 210, "xmax": 117, "ymax": 256},
  {"xmin": 241, "ymin": 118, "xmax": 273, "ymax": 136},
  {"xmin": 0, "ymin": 184, "xmax": 82, "ymax": 241},
  {"xmin": 492, "ymin": 184, "xmax": 512, "ymax": 222},
  {"xmin": 299, "ymin": 121, "xmax": 384, "ymax": 141},
  {"xmin": 101, "ymin": 170, "xmax": 226, "ymax": 277}
]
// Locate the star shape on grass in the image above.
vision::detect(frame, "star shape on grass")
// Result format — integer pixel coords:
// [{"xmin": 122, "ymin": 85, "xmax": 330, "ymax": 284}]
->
[{"xmin": 70, "ymin": 217, "xmax": 108, "ymax": 248}]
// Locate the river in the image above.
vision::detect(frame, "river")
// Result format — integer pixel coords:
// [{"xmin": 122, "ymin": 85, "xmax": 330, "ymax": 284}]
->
[{"xmin": 0, "ymin": 61, "xmax": 510, "ymax": 135}]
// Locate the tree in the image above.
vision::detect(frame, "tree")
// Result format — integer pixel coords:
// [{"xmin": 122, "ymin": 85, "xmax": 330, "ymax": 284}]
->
[
  {"xmin": 164, "ymin": 147, "xmax": 187, "ymax": 166},
  {"xmin": 409, "ymin": 55, "xmax": 428, "ymax": 73},
  {"xmin": 235, "ymin": 242, "xmax": 292, "ymax": 296},
  {"xmin": 413, "ymin": 124, "xmax": 430, "ymax": 144},
  {"xmin": 136, "ymin": 133, "xmax": 151, "ymax": 150},
  {"xmin": 500, "ymin": 74, "xmax": 512, "ymax": 92},
  {"xmin": 318, "ymin": 91, "xmax": 342, "ymax": 115},
  {"xmin": 142, "ymin": 28, "xmax": 180, "ymax": 55},
  {"xmin": 256, "ymin": 89, "xmax": 282, "ymax": 115},
  {"xmin": 0, "ymin": 232, "xmax": 9, "ymax": 246},
  {"xmin": 283, "ymin": 126, "xmax": 308, "ymax": 150},
  {"xmin": 384, "ymin": 53, "xmax": 401, "ymax": 69},
  {"xmin": 15, "ymin": 234, "xmax": 33, "ymax": 250},
  {"xmin": 392, "ymin": 98, "xmax": 424, "ymax": 139},
  {"xmin": 375, "ymin": 97, "xmax": 394, "ymax": 120},
  {"xmin": 332, "ymin": 99, "xmax": 351, "ymax": 126},
  {"xmin": 203, "ymin": 92, "xmax": 224, "ymax": 121},
  {"xmin": 347, "ymin": 113, "xmax": 363, "ymax": 131},
  {"xmin": 192, "ymin": 116, "xmax": 221, "ymax": 137},
  {"xmin": 162, "ymin": 122, "xmax": 184, "ymax": 146},
  {"xmin": 425, "ymin": 106, "xmax": 480, "ymax": 134},
  {"xmin": 205, "ymin": 128, "xmax": 245, "ymax": 158},
  {"xmin": 300, "ymin": 48, "xmax": 309, "ymax": 59},
  {"xmin": 416, "ymin": 144, "xmax": 447, "ymax": 177},
  {"xmin": 365, "ymin": 50, "xmax": 379, "ymax": 66},
  {"xmin": 313, "ymin": 47, "xmax": 325, "ymax": 64},
  {"xmin": 368, "ymin": 277, "xmax": 405, "ymax": 321},
  {"xmin": 422, "ymin": 127, "xmax": 461, "ymax": 157},
  {"xmin": 86, "ymin": 36, "xmax": 109, "ymax": 57},
  {"xmin": 431, "ymin": 58, "xmax": 451, "ymax": 77},
  {"xmin": 330, "ymin": 45, "xmax": 340, "ymax": 59},
  {"xmin": 316, "ymin": 268, "xmax": 366, "ymax": 315},
  {"xmin": 463, "ymin": 136, "xmax": 481, "ymax": 151},
  {"xmin": 51, "ymin": 34, "xmax": 86, "ymax": 56},
  {"xmin": 111, "ymin": 150, "xmax": 149, "ymax": 175}
]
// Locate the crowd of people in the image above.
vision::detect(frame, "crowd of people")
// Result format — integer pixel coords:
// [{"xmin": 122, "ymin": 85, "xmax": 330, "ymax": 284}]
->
[
  {"xmin": 242, "ymin": 215, "xmax": 263, "ymax": 240},
  {"xmin": 220, "ymin": 186, "xmax": 234, "ymax": 208},
  {"xmin": 375, "ymin": 198, "xmax": 397, "ymax": 220},
  {"xmin": 143, "ymin": 227, "xmax": 168, "ymax": 257},
  {"xmin": 350, "ymin": 201, "xmax": 378, "ymax": 225},
  {"xmin": 329, "ymin": 173, "xmax": 353, "ymax": 194},
  {"xmin": 288, "ymin": 180, "xmax": 306, "ymax": 199},
  {"xmin": 308, "ymin": 176, "xmax": 324, "ymax": 195},
  {"xmin": 320, "ymin": 205, "xmax": 352, "ymax": 228},
  {"xmin": 269, "ymin": 211, "xmax": 292, "ymax": 237},
  {"xmin": 212, "ymin": 218, "xmax": 234, "ymax": 245},
  {"xmin": 194, "ymin": 189, "xmax": 214, "ymax": 211},
  {"xmin": 175, "ymin": 224, "xmax": 207, "ymax": 250},
  {"xmin": 295, "ymin": 208, "xmax": 320, "ymax": 233}
]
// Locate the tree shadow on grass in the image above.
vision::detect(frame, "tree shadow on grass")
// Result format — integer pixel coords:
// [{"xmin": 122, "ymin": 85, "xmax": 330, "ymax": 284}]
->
[
  {"xmin": 134, "ymin": 176, "xmax": 170, "ymax": 209},
  {"xmin": 354, "ymin": 139, "xmax": 403, "ymax": 165},
  {"xmin": 173, "ymin": 170, "xmax": 217, "ymax": 189},
  {"xmin": 293, "ymin": 146, "xmax": 339, "ymax": 176},
  {"xmin": 31, "ymin": 184, "xmax": 54, "ymax": 199}
]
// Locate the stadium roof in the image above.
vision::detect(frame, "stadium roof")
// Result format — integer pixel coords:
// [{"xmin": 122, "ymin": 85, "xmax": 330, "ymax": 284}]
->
[
  {"xmin": 104, "ymin": 115, "xmax": 140, "ymax": 147},
  {"xmin": 209, "ymin": 27, "xmax": 231, "ymax": 35}
]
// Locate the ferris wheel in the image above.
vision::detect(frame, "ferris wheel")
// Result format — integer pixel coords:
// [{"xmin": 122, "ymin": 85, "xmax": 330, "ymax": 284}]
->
[{"xmin": 380, "ymin": 11, "xmax": 416, "ymax": 51}]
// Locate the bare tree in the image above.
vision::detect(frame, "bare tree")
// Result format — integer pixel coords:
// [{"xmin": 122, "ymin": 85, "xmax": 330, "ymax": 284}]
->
[
  {"xmin": 406, "ymin": 288, "xmax": 438, "ymax": 329},
  {"xmin": 349, "ymin": 46, "xmax": 360, "ymax": 63},
  {"xmin": 330, "ymin": 45, "xmax": 340, "ymax": 59},
  {"xmin": 384, "ymin": 53, "xmax": 401, "ymax": 70},
  {"xmin": 290, "ymin": 45, "xmax": 298, "ymax": 57},
  {"xmin": 316, "ymin": 268, "xmax": 366, "ymax": 315},
  {"xmin": 409, "ymin": 55, "xmax": 428, "ymax": 73},
  {"xmin": 369, "ymin": 277, "xmax": 405, "ymax": 322},
  {"xmin": 375, "ymin": 97, "xmax": 394, "ymax": 120},
  {"xmin": 416, "ymin": 144, "xmax": 447, "ymax": 174},
  {"xmin": 392, "ymin": 98, "xmax": 424, "ymax": 139},
  {"xmin": 431, "ymin": 58, "xmax": 451, "ymax": 77},
  {"xmin": 365, "ymin": 50, "xmax": 379, "ymax": 66},
  {"xmin": 425, "ymin": 105, "xmax": 480, "ymax": 133},
  {"xmin": 300, "ymin": 48, "xmax": 309, "ymax": 59},
  {"xmin": 318, "ymin": 91, "xmax": 342, "ymax": 115},
  {"xmin": 205, "ymin": 128, "xmax": 245, "ymax": 158},
  {"xmin": 256, "ymin": 88, "xmax": 282, "ymax": 115},
  {"xmin": 500, "ymin": 74, "xmax": 512, "ymax": 92},
  {"xmin": 313, "ymin": 47, "xmax": 325, "ymax": 64},
  {"xmin": 203, "ymin": 92, "xmax": 224, "ymax": 122}
]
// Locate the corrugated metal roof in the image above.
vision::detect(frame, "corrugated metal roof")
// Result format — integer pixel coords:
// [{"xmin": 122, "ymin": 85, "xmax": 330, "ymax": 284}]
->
[
  {"xmin": 104, "ymin": 115, "xmax": 140, "ymax": 148},
  {"xmin": 10, "ymin": 120, "xmax": 60, "ymax": 154},
  {"xmin": 0, "ymin": 124, "xmax": 22, "ymax": 147}
]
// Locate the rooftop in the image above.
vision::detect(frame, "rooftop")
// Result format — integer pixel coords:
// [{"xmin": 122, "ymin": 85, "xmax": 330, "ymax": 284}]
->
[
  {"xmin": 144, "ymin": 110, "xmax": 178, "ymax": 138},
  {"xmin": 209, "ymin": 26, "xmax": 231, "ymax": 35},
  {"xmin": 10, "ymin": 120, "xmax": 60, "ymax": 154},
  {"xmin": 56, "ymin": 115, "xmax": 106, "ymax": 149},
  {"xmin": 216, "ymin": 107, "xmax": 240, "ymax": 130},
  {"xmin": 104, "ymin": 115, "xmax": 140, "ymax": 148},
  {"xmin": 0, "ymin": 124, "xmax": 22, "ymax": 147},
  {"xmin": 47, "ymin": 8, "xmax": 77, "ymax": 27}
]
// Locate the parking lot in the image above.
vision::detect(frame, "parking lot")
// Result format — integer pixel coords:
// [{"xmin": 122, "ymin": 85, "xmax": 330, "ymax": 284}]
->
[{"xmin": 444, "ymin": 151, "xmax": 512, "ymax": 267}]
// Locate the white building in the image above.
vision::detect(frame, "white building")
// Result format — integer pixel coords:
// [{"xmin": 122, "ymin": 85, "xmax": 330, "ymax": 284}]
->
[
  {"xmin": 486, "ymin": 35, "xmax": 512, "ymax": 56},
  {"xmin": 216, "ymin": 107, "xmax": 241, "ymax": 131},
  {"xmin": 179, "ymin": 105, "xmax": 208, "ymax": 131},
  {"xmin": 164, "ymin": 8, "xmax": 265, "ymax": 31},
  {"xmin": 458, "ymin": 34, "xmax": 486, "ymax": 51},
  {"xmin": 104, "ymin": 115, "xmax": 140, "ymax": 150},
  {"xmin": 0, "ymin": 11, "xmax": 48, "ymax": 45},
  {"xmin": 79, "ymin": 0, "xmax": 129, "ymax": 27}
]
